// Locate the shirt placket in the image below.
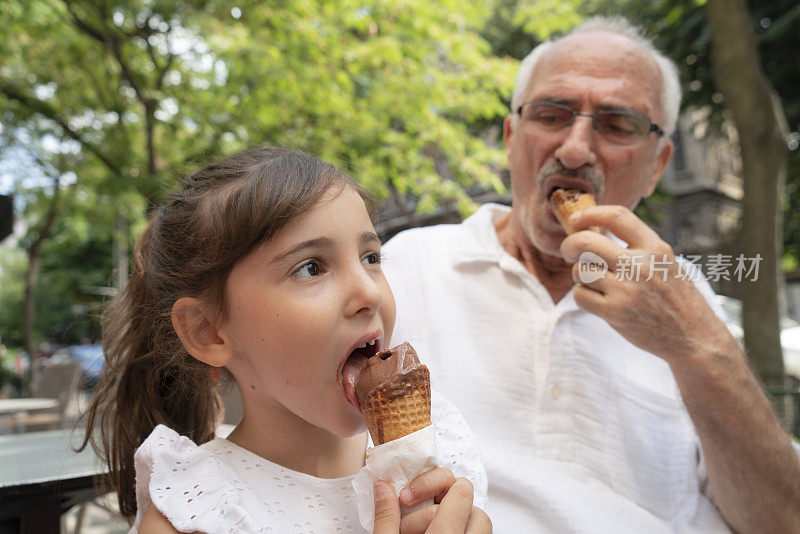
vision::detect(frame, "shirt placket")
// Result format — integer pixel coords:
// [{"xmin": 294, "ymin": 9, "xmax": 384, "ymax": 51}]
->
[{"xmin": 496, "ymin": 254, "xmax": 573, "ymax": 454}]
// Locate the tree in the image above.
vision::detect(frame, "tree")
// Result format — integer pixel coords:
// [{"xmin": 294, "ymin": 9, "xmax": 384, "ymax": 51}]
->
[
  {"xmin": 1, "ymin": 0, "xmax": 523, "ymax": 352},
  {"xmin": 1, "ymin": 0, "xmax": 225, "ymax": 363},
  {"xmin": 20, "ymin": 160, "xmax": 62, "ymax": 365},
  {"xmin": 0, "ymin": 133, "xmax": 122, "ymax": 368},
  {"xmin": 191, "ymin": 1, "xmax": 517, "ymax": 214},
  {"xmin": 706, "ymin": 0, "xmax": 788, "ymax": 395}
]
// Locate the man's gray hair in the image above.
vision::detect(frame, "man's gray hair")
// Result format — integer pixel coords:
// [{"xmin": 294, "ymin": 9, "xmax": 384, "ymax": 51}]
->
[{"xmin": 510, "ymin": 16, "xmax": 682, "ymax": 138}]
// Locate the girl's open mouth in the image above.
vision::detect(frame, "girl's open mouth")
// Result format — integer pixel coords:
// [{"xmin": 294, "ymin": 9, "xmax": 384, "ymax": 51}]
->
[{"xmin": 341, "ymin": 337, "xmax": 380, "ymax": 411}]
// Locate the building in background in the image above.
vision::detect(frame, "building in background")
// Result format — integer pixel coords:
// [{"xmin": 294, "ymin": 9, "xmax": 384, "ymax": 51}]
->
[{"xmin": 651, "ymin": 109, "xmax": 744, "ymax": 289}]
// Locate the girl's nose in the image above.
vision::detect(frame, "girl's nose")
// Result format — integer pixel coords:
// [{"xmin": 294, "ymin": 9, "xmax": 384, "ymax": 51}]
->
[{"xmin": 345, "ymin": 267, "xmax": 383, "ymax": 317}]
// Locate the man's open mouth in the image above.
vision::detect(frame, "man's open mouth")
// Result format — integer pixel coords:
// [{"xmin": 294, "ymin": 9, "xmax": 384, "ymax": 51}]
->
[{"xmin": 546, "ymin": 181, "xmax": 594, "ymax": 200}]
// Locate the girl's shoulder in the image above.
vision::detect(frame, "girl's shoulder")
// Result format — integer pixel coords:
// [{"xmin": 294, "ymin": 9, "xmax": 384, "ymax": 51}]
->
[
  {"xmin": 130, "ymin": 425, "xmax": 265, "ymax": 533},
  {"xmin": 130, "ymin": 425, "xmax": 364, "ymax": 533}
]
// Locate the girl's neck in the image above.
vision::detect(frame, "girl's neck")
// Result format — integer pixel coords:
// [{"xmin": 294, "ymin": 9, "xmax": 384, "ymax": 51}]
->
[{"xmin": 225, "ymin": 403, "xmax": 368, "ymax": 479}]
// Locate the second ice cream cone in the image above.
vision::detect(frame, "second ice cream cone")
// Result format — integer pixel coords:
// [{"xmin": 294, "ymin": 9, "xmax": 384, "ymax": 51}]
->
[{"xmin": 550, "ymin": 188, "xmax": 601, "ymax": 234}]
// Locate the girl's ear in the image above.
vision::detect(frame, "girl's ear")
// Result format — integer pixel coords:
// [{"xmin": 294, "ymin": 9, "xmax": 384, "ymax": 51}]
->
[{"xmin": 171, "ymin": 297, "xmax": 233, "ymax": 367}]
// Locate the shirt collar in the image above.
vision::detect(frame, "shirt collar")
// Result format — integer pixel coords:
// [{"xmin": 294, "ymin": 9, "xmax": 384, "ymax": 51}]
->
[
  {"xmin": 454, "ymin": 203, "xmax": 512, "ymax": 265},
  {"xmin": 452, "ymin": 203, "xmax": 629, "ymax": 313},
  {"xmin": 455, "ymin": 202, "xmax": 630, "ymax": 260}
]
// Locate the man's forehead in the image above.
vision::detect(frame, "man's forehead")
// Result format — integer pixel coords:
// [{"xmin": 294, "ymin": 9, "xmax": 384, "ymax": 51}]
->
[
  {"xmin": 528, "ymin": 31, "xmax": 663, "ymax": 111},
  {"xmin": 547, "ymin": 31, "xmax": 657, "ymax": 69}
]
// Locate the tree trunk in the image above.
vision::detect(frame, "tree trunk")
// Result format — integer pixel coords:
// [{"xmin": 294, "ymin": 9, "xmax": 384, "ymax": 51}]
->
[
  {"xmin": 706, "ymin": 0, "xmax": 789, "ymax": 420},
  {"xmin": 22, "ymin": 249, "xmax": 40, "ymax": 363},
  {"xmin": 22, "ymin": 177, "xmax": 61, "ymax": 392}
]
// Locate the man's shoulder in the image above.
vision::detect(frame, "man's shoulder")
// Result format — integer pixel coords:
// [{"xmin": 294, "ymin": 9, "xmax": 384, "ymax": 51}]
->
[
  {"xmin": 383, "ymin": 203, "xmax": 506, "ymax": 255},
  {"xmin": 384, "ymin": 221, "xmax": 467, "ymax": 250},
  {"xmin": 382, "ymin": 223, "xmax": 466, "ymax": 276}
]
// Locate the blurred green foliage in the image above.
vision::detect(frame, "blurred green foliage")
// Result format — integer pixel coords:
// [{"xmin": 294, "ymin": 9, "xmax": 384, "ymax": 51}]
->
[
  {"xmin": 0, "ymin": 0, "xmax": 796, "ymax": 352},
  {"xmin": 0, "ymin": 0, "xmax": 559, "ymax": 350}
]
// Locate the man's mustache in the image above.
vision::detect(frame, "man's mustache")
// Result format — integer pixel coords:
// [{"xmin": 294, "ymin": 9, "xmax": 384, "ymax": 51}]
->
[{"xmin": 538, "ymin": 161, "xmax": 605, "ymax": 199}]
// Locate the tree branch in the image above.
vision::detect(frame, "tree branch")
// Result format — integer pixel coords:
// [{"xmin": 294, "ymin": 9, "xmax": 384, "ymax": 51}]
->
[
  {"xmin": 155, "ymin": 44, "xmax": 176, "ymax": 91},
  {"xmin": 62, "ymin": 0, "xmax": 151, "ymax": 111},
  {"xmin": 0, "ymin": 81, "xmax": 123, "ymax": 176},
  {"xmin": 61, "ymin": 1, "xmax": 162, "ymax": 183}
]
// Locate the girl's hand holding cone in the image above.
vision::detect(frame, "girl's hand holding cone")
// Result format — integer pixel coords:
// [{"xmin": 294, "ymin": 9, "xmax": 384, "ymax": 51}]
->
[{"xmin": 373, "ymin": 468, "xmax": 492, "ymax": 533}]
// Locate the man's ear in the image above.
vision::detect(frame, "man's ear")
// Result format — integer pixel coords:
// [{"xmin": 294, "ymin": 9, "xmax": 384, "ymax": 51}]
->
[
  {"xmin": 503, "ymin": 114, "xmax": 515, "ymax": 154},
  {"xmin": 171, "ymin": 297, "xmax": 233, "ymax": 367},
  {"xmin": 644, "ymin": 139, "xmax": 674, "ymax": 198}
]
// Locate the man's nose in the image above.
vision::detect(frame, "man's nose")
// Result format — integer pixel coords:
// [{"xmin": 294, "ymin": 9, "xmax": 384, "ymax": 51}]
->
[
  {"xmin": 553, "ymin": 115, "xmax": 599, "ymax": 170},
  {"xmin": 345, "ymin": 267, "xmax": 383, "ymax": 317}
]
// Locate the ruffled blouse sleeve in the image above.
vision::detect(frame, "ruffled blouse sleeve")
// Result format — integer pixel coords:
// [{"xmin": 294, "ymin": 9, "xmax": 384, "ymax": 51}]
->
[{"xmin": 129, "ymin": 425, "xmax": 263, "ymax": 533}]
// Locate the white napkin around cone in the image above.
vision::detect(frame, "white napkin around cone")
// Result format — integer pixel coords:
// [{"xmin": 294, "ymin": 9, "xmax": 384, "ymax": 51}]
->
[{"xmin": 351, "ymin": 424, "xmax": 438, "ymax": 532}]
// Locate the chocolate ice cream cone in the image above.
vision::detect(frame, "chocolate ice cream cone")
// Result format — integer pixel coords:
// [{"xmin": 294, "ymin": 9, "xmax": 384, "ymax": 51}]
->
[
  {"xmin": 360, "ymin": 360, "xmax": 432, "ymax": 445},
  {"xmin": 550, "ymin": 188, "xmax": 601, "ymax": 234}
]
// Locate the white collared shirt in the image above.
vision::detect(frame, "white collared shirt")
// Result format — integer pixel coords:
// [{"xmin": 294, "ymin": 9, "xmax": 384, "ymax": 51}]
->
[{"xmin": 382, "ymin": 203, "xmax": 731, "ymax": 533}]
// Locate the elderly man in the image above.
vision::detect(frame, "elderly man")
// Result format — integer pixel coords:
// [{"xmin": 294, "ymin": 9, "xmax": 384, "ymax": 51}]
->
[{"xmin": 383, "ymin": 17, "xmax": 800, "ymax": 533}]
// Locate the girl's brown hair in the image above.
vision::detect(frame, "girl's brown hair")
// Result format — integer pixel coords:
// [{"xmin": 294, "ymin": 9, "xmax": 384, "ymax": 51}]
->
[{"xmin": 79, "ymin": 147, "xmax": 369, "ymax": 519}]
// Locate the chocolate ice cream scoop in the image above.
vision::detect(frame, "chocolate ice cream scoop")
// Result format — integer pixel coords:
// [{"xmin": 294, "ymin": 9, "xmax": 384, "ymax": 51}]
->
[
  {"xmin": 356, "ymin": 342, "xmax": 432, "ymax": 444},
  {"xmin": 355, "ymin": 342, "xmax": 425, "ymax": 407}
]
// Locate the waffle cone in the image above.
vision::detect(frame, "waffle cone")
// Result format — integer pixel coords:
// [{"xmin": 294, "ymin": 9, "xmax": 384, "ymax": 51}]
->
[
  {"xmin": 551, "ymin": 189, "xmax": 600, "ymax": 234},
  {"xmin": 361, "ymin": 366, "xmax": 432, "ymax": 445}
]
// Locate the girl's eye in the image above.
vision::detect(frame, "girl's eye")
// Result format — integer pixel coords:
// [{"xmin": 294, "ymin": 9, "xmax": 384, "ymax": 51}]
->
[
  {"xmin": 294, "ymin": 260, "xmax": 322, "ymax": 277},
  {"xmin": 362, "ymin": 252, "xmax": 382, "ymax": 266}
]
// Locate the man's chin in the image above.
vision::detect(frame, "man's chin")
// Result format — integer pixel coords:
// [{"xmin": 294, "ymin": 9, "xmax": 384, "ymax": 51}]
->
[{"xmin": 521, "ymin": 220, "xmax": 566, "ymax": 257}]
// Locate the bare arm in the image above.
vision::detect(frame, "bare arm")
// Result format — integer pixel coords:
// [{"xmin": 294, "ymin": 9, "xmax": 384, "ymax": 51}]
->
[
  {"xmin": 139, "ymin": 506, "xmax": 195, "ymax": 534},
  {"xmin": 563, "ymin": 205, "xmax": 800, "ymax": 533},
  {"xmin": 670, "ymin": 325, "xmax": 800, "ymax": 532}
]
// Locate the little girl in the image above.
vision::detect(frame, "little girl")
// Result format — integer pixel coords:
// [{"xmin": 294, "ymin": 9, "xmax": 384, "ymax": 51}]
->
[{"xmin": 80, "ymin": 147, "xmax": 489, "ymax": 533}]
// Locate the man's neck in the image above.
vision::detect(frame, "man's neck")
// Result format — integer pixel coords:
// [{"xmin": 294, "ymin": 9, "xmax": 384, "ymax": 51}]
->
[{"xmin": 494, "ymin": 211, "xmax": 575, "ymax": 303}]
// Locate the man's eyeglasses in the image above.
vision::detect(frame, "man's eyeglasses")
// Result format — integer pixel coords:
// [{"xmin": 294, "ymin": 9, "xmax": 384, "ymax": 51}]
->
[{"xmin": 516, "ymin": 100, "xmax": 664, "ymax": 145}]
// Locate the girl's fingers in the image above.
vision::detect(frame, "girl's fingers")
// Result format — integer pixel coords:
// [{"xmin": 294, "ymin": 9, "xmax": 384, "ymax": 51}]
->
[
  {"xmin": 401, "ymin": 467, "xmax": 456, "ymax": 506},
  {"xmin": 399, "ymin": 503, "xmax": 493, "ymax": 534},
  {"xmin": 426, "ymin": 477, "xmax": 474, "ymax": 533},
  {"xmin": 398, "ymin": 506, "xmax": 438, "ymax": 534},
  {"xmin": 465, "ymin": 506, "xmax": 493, "ymax": 533},
  {"xmin": 373, "ymin": 480, "xmax": 402, "ymax": 534}
]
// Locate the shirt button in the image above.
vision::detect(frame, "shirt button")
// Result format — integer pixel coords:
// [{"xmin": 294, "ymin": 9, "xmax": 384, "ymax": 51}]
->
[{"xmin": 551, "ymin": 385, "xmax": 562, "ymax": 401}]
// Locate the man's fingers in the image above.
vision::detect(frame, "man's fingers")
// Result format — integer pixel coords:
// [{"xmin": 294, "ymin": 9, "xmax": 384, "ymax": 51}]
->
[
  {"xmin": 573, "ymin": 283, "xmax": 609, "ymax": 317},
  {"xmin": 373, "ymin": 480, "xmax": 401, "ymax": 534},
  {"xmin": 401, "ymin": 467, "xmax": 456, "ymax": 506},
  {"xmin": 571, "ymin": 258, "xmax": 615, "ymax": 294},
  {"xmin": 560, "ymin": 229, "xmax": 624, "ymax": 268},
  {"xmin": 570, "ymin": 205, "xmax": 661, "ymax": 248}
]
